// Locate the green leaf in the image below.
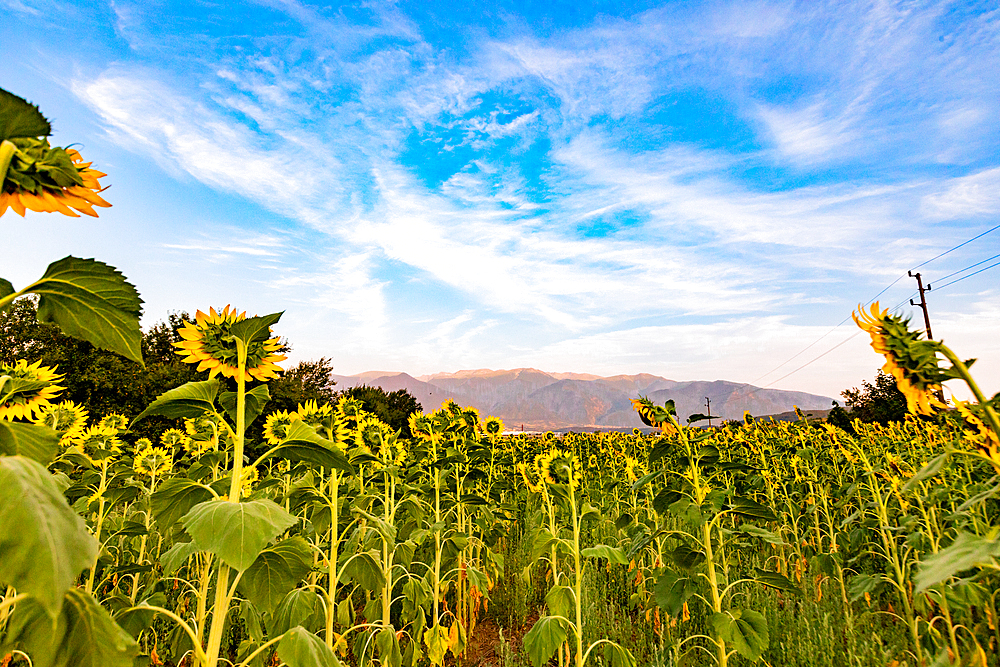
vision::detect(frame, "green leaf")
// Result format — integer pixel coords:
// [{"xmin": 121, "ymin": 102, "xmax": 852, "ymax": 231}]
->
[
  {"xmin": 276, "ymin": 626, "xmax": 341, "ymax": 667},
  {"xmin": 423, "ymin": 624, "xmax": 450, "ymax": 666},
  {"xmin": 915, "ymin": 532, "xmax": 1000, "ymax": 592},
  {"xmin": 753, "ymin": 569, "xmax": 801, "ymax": 595},
  {"xmin": 339, "ymin": 551, "xmax": 386, "ymax": 591},
  {"xmin": 0, "ymin": 88, "xmax": 51, "ymax": 140},
  {"xmin": 160, "ymin": 541, "xmax": 202, "ymax": 574},
  {"xmin": 375, "ymin": 626, "xmax": 402, "ymax": 667},
  {"xmin": 150, "ymin": 477, "xmax": 217, "ymax": 530},
  {"xmin": 522, "ymin": 616, "xmax": 570, "ymax": 667},
  {"xmin": 0, "ymin": 421, "xmax": 59, "ymax": 464},
  {"xmin": 545, "ymin": 585, "xmax": 575, "ymax": 618},
  {"xmin": 268, "ymin": 589, "xmax": 325, "ymax": 636},
  {"xmin": 710, "ymin": 608, "xmax": 769, "ymax": 661},
  {"xmin": 653, "ymin": 568, "xmax": 697, "ymax": 616},
  {"xmin": 601, "ymin": 642, "xmax": 637, "ymax": 667},
  {"xmin": 0, "ymin": 456, "xmax": 97, "ymax": 615},
  {"xmin": 581, "ymin": 544, "xmax": 629, "ymax": 564},
  {"xmin": 229, "ymin": 312, "xmax": 283, "ymax": 346},
  {"xmin": 239, "ymin": 536, "xmax": 313, "ymax": 613},
  {"xmin": 902, "ymin": 453, "xmax": 950, "ymax": 492},
  {"xmin": 220, "ymin": 384, "xmax": 270, "ymax": 428},
  {"xmin": 135, "ymin": 379, "xmax": 221, "ymax": 423},
  {"xmin": 738, "ymin": 524, "xmax": 786, "ymax": 546},
  {"xmin": 181, "ymin": 498, "xmax": 297, "ymax": 572},
  {"xmin": 260, "ymin": 420, "xmax": 353, "ymax": 473},
  {"xmin": 25, "ymin": 257, "xmax": 143, "ymax": 365},
  {"xmin": 728, "ymin": 496, "xmax": 779, "ymax": 522},
  {"xmin": 1, "ymin": 588, "xmax": 137, "ymax": 667},
  {"xmin": 113, "ymin": 592, "xmax": 166, "ymax": 639}
]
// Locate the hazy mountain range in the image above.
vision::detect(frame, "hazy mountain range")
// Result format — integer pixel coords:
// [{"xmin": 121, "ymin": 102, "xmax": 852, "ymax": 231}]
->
[{"xmin": 331, "ymin": 369, "xmax": 834, "ymax": 431}]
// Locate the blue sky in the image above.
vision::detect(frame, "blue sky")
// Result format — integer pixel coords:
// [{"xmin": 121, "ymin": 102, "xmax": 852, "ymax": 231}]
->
[{"xmin": 2, "ymin": 0, "xmax": 998, "ymax": 399}]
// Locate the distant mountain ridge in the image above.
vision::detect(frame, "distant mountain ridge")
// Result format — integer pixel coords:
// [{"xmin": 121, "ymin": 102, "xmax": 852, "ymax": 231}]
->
[{"xmin": 331, "ymin": 368, "xmax": 834, "ymax": 431}]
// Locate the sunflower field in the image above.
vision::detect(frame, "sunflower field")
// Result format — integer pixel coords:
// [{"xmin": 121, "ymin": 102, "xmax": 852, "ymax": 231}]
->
[{"xmin": 2, "ymin": 90, "xmax": 1000, "ymax": 667}]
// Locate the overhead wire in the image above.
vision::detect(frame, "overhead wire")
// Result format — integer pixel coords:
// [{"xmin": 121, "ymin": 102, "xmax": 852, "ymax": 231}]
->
[{"xmin": 745, "ymin": 222, "xmax": 1000, "ymax": 393}]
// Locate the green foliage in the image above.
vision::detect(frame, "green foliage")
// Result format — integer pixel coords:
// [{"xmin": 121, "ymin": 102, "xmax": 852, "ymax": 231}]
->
[
  {"xmin": 0, "ymin": 88, "xmax": 51, "ymax": 141},
  {"xmin": 339, "ymin": 383, "xmax": 422, "ymax": 437},
  {"xmin": 276, "ymin": 626, "xmax": 341, "ymax": 667},
  {"xmin": 841, "ymin": 371, "xmax": 907, "ymax": 425},
  {"xmin": 180, "ymin": 498, "xmax": 297, "ymax": 571}
]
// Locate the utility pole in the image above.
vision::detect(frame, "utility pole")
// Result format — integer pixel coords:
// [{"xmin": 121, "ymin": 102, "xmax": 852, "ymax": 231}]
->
[
  {"xmin": 908, "ymin": 270, "xmax": 934, "ymax": 339},
  {"xmin": 705, "ymin": 397, "xmax": 712, "ymax": 428}
]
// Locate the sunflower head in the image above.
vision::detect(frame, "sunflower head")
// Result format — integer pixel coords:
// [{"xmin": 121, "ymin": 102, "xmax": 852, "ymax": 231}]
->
[
  {"xmin": 295, "ymin": 400, "xmax": 333, "ymax": 428},
  {"xmin": 484, "ymin": 416, "xmax": 504, "ymax": 436},
  {"xmin": 263, "ymin": 410, "xmax": 297, "ymax": 445},
  {"xmin": 356, "ymin": 415, "xmax": 393, "ymax": 454},
  {"xmin": 160, "ymin": 428, "xmax": 190, "ymax": 451},
  {"xmin": 183, "ymin": 414, "xmax": 222, "ymax": 456},
  {"xmin": 517, "ymin": 461, "xmax": 544, "ymax": 493},
  {"xmin": 240, "ymin": 466, "xmax": 260, "ymax": 496},
  {"xmin": 624, "ymin": 456, "xmax": 645, "ymax": 483},
  {"xmin": 99, "ymin": 412, "xmax": 129, "ymax": 433},
  {"xmin": 853, "ymin": 303, "xmax": 950, "ymax": 416},
  {"xmin": 0, "ymin": 359, "xmax": 64, "ymax": 421},
  {"xmin": 630, "ymin": 397, "xmax": 677, "ymax": 434},
  {"xmin": 75, "ymin": 425, "xmax": 122, "ymax": 461},
  {"xmin": 173, "ymin": 306, "xmax": 287, "ymax": 382},
  {"xmin": 0, "ymin": 89, "xmax": 112, "ymax": 219},
  {"xmin": 33, "ymin": 400, "xmax": 88, "ymax": 444},
  {"xmin": 134, "ymin": 445, "xmax": 172, "ymax": 477},
  {"xmin": 537, "ymin": 448, "xmax": 583, "ymax": 488}
]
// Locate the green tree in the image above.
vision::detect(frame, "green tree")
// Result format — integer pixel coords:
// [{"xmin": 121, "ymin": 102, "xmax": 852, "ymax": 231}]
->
[
  {"xmin": 266, "ymin": 357, "xmax": 338, "ymax": 412},
  {"xmin": 339, "ymin": 384, "xmax": 422, "ymax": 437},
  {"xmin": 839, "ymin": 370, "xmax": 907, "ymax": 425}
]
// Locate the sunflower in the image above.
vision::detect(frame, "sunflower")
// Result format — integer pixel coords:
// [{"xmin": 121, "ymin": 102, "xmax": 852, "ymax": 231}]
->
[
  {"xmin": 33, "ymin": 400, "xmax": 88, "ymax": 444},
  {"xmin": 0, "ymin": 359, "xmax": 64, "ymax": 421},
  {"xmin": 99, "ymin": 412, "xmax": 129, "ymax": 433},
  {"xmin": 240, "ymin": 466, "xmax": 259, "ymax": 496},
  {"xmin": 484, "ymin": 416, "xmax": 504, "ymax": 436},
  {"xmin": 537, "ymin": 448, "xmax": 583, "ymax": 488},
  {"xmin": 263, "ymin": 410, "xmax": 297, "ymax": 445},
  {"xmin": 853, "ymin": 303, "xmax": 948, "ymax": 416},
  {"xmin": 75, "ymin": 425, "xmax": 122, "ymax": 461},
  {"xmin": 624, "ymin": 456, "xmax": 646, "ymax": 483},
  {"xmin": 295, "ymin": 400, "xmax": 333, "ymax": 428},
  {"xmin": 356, "ymin": 415, "xmax": 393, "ymax": 453},
  {"xmin": 173, "ymin": 306, "xmax": 287, "ymax": 382},
  {"xmin": 160, "ymin": 428, "xmax": 190, "ymax": 451},
  {"xmin": 517, "ymin": 462, "xmax": 543, "ymax": 493},
  {"xmin": 134, "ymin": 445, "xmax": 172, "ymax": 477}
]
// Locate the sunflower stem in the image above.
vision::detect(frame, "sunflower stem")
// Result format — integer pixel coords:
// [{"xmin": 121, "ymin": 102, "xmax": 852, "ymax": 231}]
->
[{"xmin": 938, "ymin": 345, "xmax": 1000, "ymax": 438}]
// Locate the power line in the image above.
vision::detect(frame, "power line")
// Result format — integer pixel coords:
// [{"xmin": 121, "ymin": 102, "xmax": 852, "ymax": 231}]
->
[
  {"xmin": 930, "ymin": 253, "xmax": 1000, "ymax": 286},
  {"xmin": 747, "ymin": 223, "xmax": 1000, "ymax": 389},
  {"xmin": 932, "ymin": 259, "xmax": 1000, "ymax": 291}
]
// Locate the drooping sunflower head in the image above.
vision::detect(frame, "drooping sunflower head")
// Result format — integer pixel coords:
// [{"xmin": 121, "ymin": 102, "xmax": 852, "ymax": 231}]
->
[
  {"xmin": 537, "ymin": 448, "xmax": 583, "ymax": 488},
  {"xmin": 517, "ymin": 461, "xmax": 543, "ymax": 493},
  {"xmin": 853, "ymin": 303, "xmax": 949, "ymax": 416},
  {"xmin": 0, "ymin": 359, "xmax": 64, "ymax": 421},
  {"xmin": 32, "ymin": 400, "xmax": 88, "ymax": 443},
  {"xmin": 173, "ymin": 306, "xmax": 287, "ymax": 382},
  {"xmin": 240, "ymin": 466, "xmax": 260, "ymax": 496},
  {"xmin": 134, "ymin": 445, "xmax": 172, "ymax": 477},
  {"xmin": 263, "ymin": 410, "xmax": 297, "ymax": 445},
  {"xmin": 484, "ymin": 416, "xmax": 504, "ymax": 436},
  {"xmin": 336, "ymin": 396, "xmax": 365, "ymax": 427},
  {"xmin": 630, "ymin": 397, "xmax": 677, "ymax": 434},
  {"xmin": 99, "ymin": 412, "xmax": 129, "ymax": 433},
  {"xmin": 160, "ymin": 428, "xmax": 190, "ymax": 452},
  {"xmin": 356, "ymin": 415, "xmax": 392, "ymax": 454},
  {"xmin": 295, "ymin": 400, "xmax": 333, "ymax": 428}
]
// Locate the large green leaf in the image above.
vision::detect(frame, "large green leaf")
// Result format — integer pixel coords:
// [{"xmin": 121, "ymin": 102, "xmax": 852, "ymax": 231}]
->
[
  {"xmin": 229, "ymin": 312, "xmax": 283, "ymax": 346},
  {"xmin": 710, "ymin": 609, "xmax": 769, "ymax": 661},
  {"xmin": 915, "ymin": 532, "xmax": 1000, "ymax": 592},
  {"xmin": 1, "ymin": 588, "xmax": 137, "ymax": 667},
  {"xmin": 220, "ymin": 384, "xmax": 270, "ymax": 427},
  {"xmin": 0, "ymin": 88, "xmax": 51, "ymax": 140},
  {"xmin": 339, "ymin": 551, "xmax": 386, "ymax": 591},
  {"xmin": 276, "ymin": 626, "xmax": 341, "ymax": 667},
  {"xmin": 25, "ymin": 257, "xmax": 143, "ymax": 365},
  {"xmin": 0, "ymin": 456, "xmax": 97, "ymax": 615},
  {"xmin": 545, "ymin": 585, "xmax": 575, "ymax": 619},
  {"xmin": 0, "ymin": 421, "xmax": 59, "ymax": 464},
  {"xmin": 601, "ymin": 642, "xmax": 637, "ymax": 667},
  {"xmin": 259, "ymin": 420, "xmax": 353, "ymax": 473},
  {"xmin": 268, "ymin": 589, "xmax": 325, "ymax": 636},
  {"xmin": 160, "ymin": 541, "xmax": 202, "ymax": 574},
  {"xmin": 150, "ymin": 477, "xmax": 218, "ymax": 530},
  {"xmin": 522, "ymin": 615, "xmax": 570, "ymax": 667},
  {"xmin": 727, "ymin": 496, "xmax": 779, "ymax": 523},
  {"xmin": 135, "ymin": 379, "xmax": 221, "ymax": 423},
  {"xmin": 653, "ymin": 568, "xmax": 697, "ymax": 616},
  {"xmin": 581, "ymin": 544, "xmax": 629, "ymax": 564},
  {"xmin": 238, "ymin": 536, "xmax": 313, "ymax": 613},
  {"xmin": 754, "ymin": 569, "xmax": 801, "ymax": 595},
  {"xmin": 902, "ymin": 453, "xmax": 950, "ymax": 492},
  {"xmin": 181, "ymin": 498, "xmax": 297, "ymax": 571}
]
